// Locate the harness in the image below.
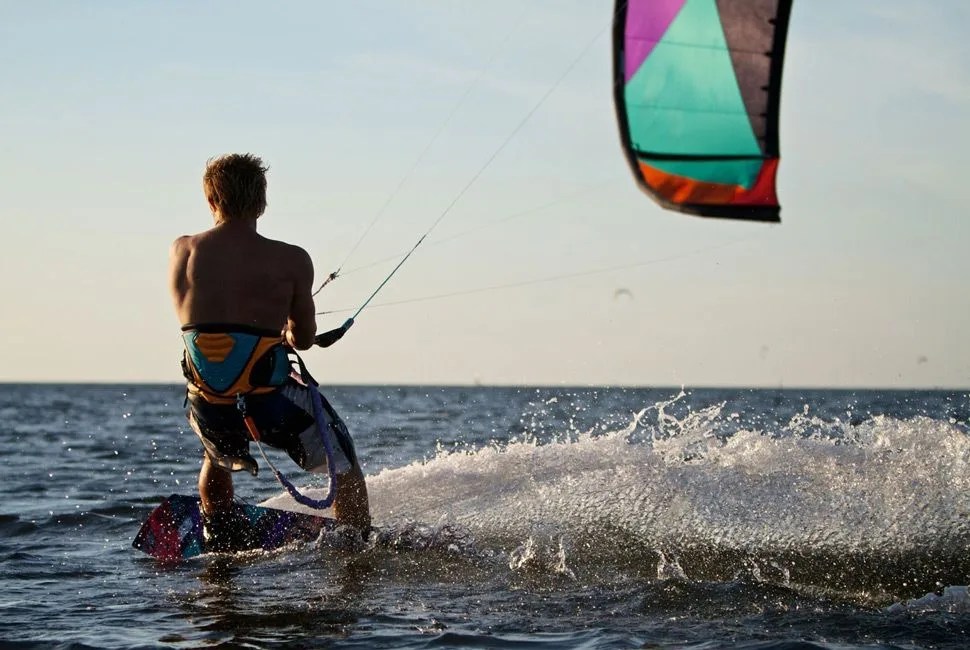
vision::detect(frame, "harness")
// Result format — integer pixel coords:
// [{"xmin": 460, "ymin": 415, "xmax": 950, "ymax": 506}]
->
[
  {"xmin": 181, "ymin": 323, "xmax": 339, "ymax": 510},
  {"xmin": 181, "ymin": 324, "xmax": 291, "ymax": 404}
]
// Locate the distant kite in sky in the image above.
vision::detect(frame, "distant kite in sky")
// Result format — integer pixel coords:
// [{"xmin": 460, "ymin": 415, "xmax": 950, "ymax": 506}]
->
[{"xmin": 613, "ymin": 0, "xmax": 793, "ymax": 222}]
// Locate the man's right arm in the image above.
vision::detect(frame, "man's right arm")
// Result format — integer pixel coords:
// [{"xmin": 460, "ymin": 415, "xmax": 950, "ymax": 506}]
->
[{"xmin": 285, "ymin": 245, "xmax": 317, "ymax": 350}]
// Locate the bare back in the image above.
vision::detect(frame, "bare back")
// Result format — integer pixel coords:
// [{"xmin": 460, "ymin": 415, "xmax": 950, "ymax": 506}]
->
[{"xmin": 169, "ymin": 222, "xmax": 317, "ymax": 349}]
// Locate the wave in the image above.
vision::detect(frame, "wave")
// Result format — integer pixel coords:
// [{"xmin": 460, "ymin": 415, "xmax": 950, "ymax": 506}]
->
[{"xmin": 265, "ymin": 393, "xmax": 970, "ymax": 601}]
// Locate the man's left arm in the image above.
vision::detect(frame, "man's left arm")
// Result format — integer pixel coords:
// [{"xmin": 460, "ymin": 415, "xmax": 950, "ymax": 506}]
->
[{"xmin": 168, "ymin": 236, "xmax": 191, "ymax": 322}]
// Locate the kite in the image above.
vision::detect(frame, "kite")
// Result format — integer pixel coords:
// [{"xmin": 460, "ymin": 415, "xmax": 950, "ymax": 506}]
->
[{"xmin": 613, "ymin": 0, "xmax": 793, "ymax": 222}]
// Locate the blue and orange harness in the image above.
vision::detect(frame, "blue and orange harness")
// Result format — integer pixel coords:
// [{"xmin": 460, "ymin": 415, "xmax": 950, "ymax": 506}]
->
[
  {"xmin": 180, "ymin": 323, "xmax": 339, "ymax": 510},
  {"xmin": 181, "ymin": 323, "xmax": 291, "ymax": 404}
]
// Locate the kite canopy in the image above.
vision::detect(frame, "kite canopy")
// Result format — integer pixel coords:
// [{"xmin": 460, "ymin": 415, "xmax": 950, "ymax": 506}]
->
[{"xmin": 613, "ymin": 0, "xmax": 792, "ymax": 222}]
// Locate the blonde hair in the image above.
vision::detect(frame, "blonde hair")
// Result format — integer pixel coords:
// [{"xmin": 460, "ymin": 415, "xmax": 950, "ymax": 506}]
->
[{"xmin": 202, "ymin": 153, "xmax": 269, "ymax": 221}]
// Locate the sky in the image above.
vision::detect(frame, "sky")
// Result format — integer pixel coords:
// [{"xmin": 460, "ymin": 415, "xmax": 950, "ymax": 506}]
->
[{"xmin": 1, "ymin": 1, "xmax": 968, "ymax": 388}]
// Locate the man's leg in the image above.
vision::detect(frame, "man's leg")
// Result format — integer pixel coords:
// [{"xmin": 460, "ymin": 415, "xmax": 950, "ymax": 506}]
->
[
  {"xmin": 333, "ymin": 463, "xmax": 371, "ymax": 532},
  {"xmin": 263, "ymin": 380, "xmax": 372, "ymax": 531},
  {"xmin": 198, "ymin": 452, "xmax": 260, "ymax": 551},
  {"xmin": 198, "ymin": 452, "xmax": 234, "ymax": 516}
]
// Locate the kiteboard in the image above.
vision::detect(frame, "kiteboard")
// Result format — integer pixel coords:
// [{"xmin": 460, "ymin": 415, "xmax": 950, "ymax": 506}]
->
[{"xmin": 132, "ymin": 493, "xmax": 337, "ymax": 561}]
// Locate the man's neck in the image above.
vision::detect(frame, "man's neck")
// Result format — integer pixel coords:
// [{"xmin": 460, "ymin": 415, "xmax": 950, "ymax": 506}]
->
[{"xmin": 213, "ymin": 215, "xmax": 258, "ymax": 231}]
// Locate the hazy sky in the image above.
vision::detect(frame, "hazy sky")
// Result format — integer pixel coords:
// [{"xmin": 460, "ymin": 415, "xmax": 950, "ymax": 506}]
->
[{"xmin": 2, "ymin": 1, "xmax": 968, "ymax": 387}]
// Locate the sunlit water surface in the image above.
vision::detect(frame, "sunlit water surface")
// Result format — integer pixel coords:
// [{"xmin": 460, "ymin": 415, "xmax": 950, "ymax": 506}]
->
[{"xmin": 2, "ymin": 384, "xmax": 970, "ymax": 648}]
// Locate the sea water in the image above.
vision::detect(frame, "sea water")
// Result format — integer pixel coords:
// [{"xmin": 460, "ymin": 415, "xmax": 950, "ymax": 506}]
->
[{"xmin": 1, "ymin": 384, "xmax": 969, "ymax": 648}]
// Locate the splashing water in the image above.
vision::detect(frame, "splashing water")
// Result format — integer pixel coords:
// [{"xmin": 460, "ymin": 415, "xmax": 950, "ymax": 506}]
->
[{"xmin": 272, "ymin": 391, "xmax": 970, "ymax": 600}]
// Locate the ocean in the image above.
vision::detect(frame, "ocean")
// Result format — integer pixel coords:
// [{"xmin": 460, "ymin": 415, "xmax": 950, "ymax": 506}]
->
[{"xmin": 1, "ymin": 384, "xmax": 969, "ymax": 649}]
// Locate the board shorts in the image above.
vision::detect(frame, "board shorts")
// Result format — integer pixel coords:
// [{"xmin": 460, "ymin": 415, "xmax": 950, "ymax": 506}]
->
[{"xmin": 186, "ymin": 376, "xmax": 359, "ymax": 477}]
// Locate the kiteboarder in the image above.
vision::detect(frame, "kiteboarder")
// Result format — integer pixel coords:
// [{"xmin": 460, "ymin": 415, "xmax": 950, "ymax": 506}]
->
[{"xmin": 168, "ymin": 153, "xmax": 371, "ymax": 550}]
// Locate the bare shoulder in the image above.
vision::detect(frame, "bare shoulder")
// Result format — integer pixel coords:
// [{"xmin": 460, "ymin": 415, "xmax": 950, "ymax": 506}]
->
[
  {"xmin": 264, "ymin": 237, "xmax": 313, "ymax": 275},
  {"xmin": 286, "ymin": 242, "xmax": 313, "ymax": 270},
  {"xmin": 169, "ymin": 234, "xmax": 194, "ymax": 263},
  {"xmin": 168, "ymin": 235, "xmax": 194, "ymax": 301},
  {"xmin": 170, "ymin": 233, "xmax": 191, "ymax": 252},
  {"xmin": 286, "ymin": 242, "xmax": 314, "ymax": 288}
]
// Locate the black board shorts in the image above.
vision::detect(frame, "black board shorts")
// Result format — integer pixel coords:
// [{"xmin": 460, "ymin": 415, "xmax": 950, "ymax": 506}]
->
[{"xmin": 186, "ymin": 377, "xmax": 359, "ymax": 476}]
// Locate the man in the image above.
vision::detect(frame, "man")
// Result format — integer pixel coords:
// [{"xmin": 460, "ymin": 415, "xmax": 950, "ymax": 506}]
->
[{"xmin": 169, "ymin": 153, "xmax": 370, "ymax": 549}]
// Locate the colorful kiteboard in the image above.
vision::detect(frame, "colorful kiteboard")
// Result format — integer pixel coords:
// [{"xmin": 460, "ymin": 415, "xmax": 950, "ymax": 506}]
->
[{"xmin": 132, "ymin": 494, "xmax": 336, "ymax": 561}]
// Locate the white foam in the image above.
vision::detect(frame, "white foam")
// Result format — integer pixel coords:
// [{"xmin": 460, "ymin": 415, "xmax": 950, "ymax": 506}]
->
[
  {"xmin": 263, "ymin": 395, "xmax": 970, "ymax": 593},
  {"xmin": 363, "ymin": 407, "xmax": 970, "ymax": 556},
  {"xmin": 887, "ymin": 585, "xmax": 970, "ymax": 613}
]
